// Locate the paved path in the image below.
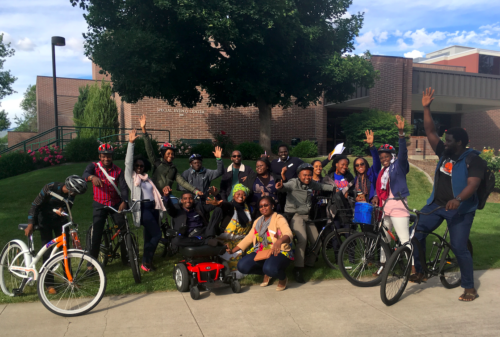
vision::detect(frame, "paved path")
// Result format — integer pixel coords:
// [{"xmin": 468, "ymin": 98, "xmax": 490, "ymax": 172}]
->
[{"xmin": 1, "ymin": 269, "xmax": 499, "ymax": 337}]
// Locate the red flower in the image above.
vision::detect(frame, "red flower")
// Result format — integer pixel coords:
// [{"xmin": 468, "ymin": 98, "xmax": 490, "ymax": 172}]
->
[
  {"xmin": 43, "ymin": 157, "xmax": 49, "ymax": 162},
  {"xmin": 221, "ymin": 131, "xmax": 226, "ymax": 135},
  {"xmin": 33, "ymin": 158, "xmax": 36, "ymax": 163}
]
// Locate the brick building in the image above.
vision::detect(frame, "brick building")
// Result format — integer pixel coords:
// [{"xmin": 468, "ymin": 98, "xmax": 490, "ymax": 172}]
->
[{"xmin": 8, "ymin": 45, "xmax": 500, "ymax": 156}]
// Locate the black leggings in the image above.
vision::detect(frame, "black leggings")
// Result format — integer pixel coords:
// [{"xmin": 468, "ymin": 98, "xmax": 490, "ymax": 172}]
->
[{"xmin": 141, "ymin": 201, "xmax": 161, "ymax": 264}]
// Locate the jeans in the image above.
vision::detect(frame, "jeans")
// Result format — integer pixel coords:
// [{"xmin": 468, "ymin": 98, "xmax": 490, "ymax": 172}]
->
[
  {"xmin": 90, "ymin": 201, "xmax": 127, "ymax": 260},
  {"xmin": 141, "ymin": 201, "xmax": 162, "ymax": 264},
  {"xmin": 237, "ymin": 252, "xmax": 291, "ymax": 280},
  {"xmin": 412, "ymin": 202, "xmax": 475, "ymax": 289}
]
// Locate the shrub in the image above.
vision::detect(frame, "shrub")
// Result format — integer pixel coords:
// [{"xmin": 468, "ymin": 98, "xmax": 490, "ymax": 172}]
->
[
  {"xmin": 79, "ymin": 80, "xmax": 118, "ymax": 138},
  {"xmin": 172, "ymin": 139, "xmax": 193, "ymax": 157},
  {"xmin": 0, "ymin": 151, "xmax": 35, "ymax": 179},
  {"xmin": 480, "ymin": 147, "xmax": 500, "ymax": 189},
  {"xmin": 65, "ymin": 137, "xmax": 100, "ymax": 162},
  {"xmin": 290, "ymin": 140, "xmax": 318, "ymax": 158},
  {"xmin": 29, "ymin": 145, "xmax": 66, "ymax": 168},
  {"xmin": 341, "ymin": 109, "xmax": 412, "ymax": 156},
  {"xmin": 191, "ymin": 143, "xmax": 216, "ymax": 159},
  {"xmin": 235, "ymin": 142, "xmax": 264, "ymax": 160},
  {"xmin": 213, "ymin": 131, "xmax": 234, "ymax": 157}
]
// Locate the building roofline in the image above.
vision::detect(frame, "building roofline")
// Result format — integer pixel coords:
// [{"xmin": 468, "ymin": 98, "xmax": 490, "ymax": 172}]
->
[
  {"xmin": 426, "ymin": 45, "xmax": 474, "ymax": 55},
  {"xmin": 36, "ymin": 75, "xmax": 109, "ymax": 82}
]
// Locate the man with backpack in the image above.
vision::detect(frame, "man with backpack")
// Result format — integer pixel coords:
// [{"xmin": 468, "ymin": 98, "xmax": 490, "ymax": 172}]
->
[{"xmin": 411, "ymin": 87, "xmax": 491, "ymax": 302}]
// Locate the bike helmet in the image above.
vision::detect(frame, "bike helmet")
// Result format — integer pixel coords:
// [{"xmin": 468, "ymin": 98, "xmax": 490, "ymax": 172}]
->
[
  {"xmin": 65, "ymin": 175, "xmax": 88, "ymax": 194},
  {"xmin": 98, "ymin": 143, "xmax": 114, "ymax": 154},
  {"xmin": 378, "ymin": 144, "xmax": 396, "ymax": 154},
  {"xmin": 160, "ymin": 142, "xmax": 176, "ymax": 153},
  {"xmin": 297, "ymin": 163, "xmax": 314, "ymax": 174},
  {"xmin": 189, "ymin": 154, "xmax": 203, "ymax": 163}
]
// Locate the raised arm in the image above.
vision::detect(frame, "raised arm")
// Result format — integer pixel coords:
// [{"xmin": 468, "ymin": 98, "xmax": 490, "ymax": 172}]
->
[
  {"xmin": 394, "ymin": 115, "xmax": 409, "ymax": 173},
  {"xmin": 124, "ymin": 130, "xmax": 139, "ymax": 189},
  {"xmin": 206, "ymin": 146, "xmax": 224, "ymax": 180},
  {"xmin": 422, "ymin": 87, "xmax": 440, "ymax": 153},
  {"xmin": 140, "ymin": 114, "xmax": 157, "ymax": 164}
]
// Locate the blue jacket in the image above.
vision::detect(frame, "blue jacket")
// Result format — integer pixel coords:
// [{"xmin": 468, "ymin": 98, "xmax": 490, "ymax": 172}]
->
[
  {"xmin": 381, "ymin": 137, "xmax": 410, "ymax": 198},
  {"xmin": 354, "ymin": 147, "xmax": 381, "ymax": 201},
  {"xmin": 427, "ymin": 148, "xmax": 480, "ymax": 214}
]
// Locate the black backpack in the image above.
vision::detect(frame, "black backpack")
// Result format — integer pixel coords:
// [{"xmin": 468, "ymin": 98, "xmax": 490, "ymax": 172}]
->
[{"xmin": 466, "ymin": 153, "xmax": 495, "ymax": 210}]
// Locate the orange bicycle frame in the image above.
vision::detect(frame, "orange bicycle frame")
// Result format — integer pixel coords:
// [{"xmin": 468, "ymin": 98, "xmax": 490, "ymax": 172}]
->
[{"xmin": 53, "ymin": 233, "xmax": 74, "ymax": 282}]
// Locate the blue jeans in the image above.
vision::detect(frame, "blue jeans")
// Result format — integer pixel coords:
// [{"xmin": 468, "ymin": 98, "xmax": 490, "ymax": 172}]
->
[
  {"xmin": 141, "ymin": 201, "xmax": 162, "ymax": 264},
  {"xmin": 411, "ymin": 202, "xmax": 475, "ymax": 289},
  {"xmin": 237, "ymin": 252, "xmax": 291, "ymax": 280}
]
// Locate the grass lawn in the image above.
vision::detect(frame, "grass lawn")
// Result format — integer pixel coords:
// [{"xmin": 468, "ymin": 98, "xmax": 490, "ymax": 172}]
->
[{"xmin": 1, "ymin": 156, "xmax": 499, "ymax": 303}]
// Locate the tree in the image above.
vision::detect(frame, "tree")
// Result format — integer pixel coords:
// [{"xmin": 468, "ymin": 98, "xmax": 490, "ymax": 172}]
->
[
  {"xmin": 14, "ymin": 84, "xmax": 37, "ymax": 132},
  {"xmin": 79, "ymin": 80, "xmax": 118, "ymax": 138},
  {"xmin": 0, "ymin": 33, "xmax": 16, "ymax": 101},
  {"xmin": 73, "ymin": 84, "xmax": 90, "ymax": 127},
  {"xmin": 0, "ymin": 110, "xmax": 10, "ymax": 130},
  {"xmin": 71, "ymin": 0, "xmax": 378, "ymax": 152}
]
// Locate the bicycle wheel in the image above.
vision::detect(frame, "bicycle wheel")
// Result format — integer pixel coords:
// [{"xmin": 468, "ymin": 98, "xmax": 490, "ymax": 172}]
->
[
  {"xmin": 86, "ymin": 225, "xmax": 111, "ymax": 266},
  {"xmin": 37, "ymin": 251, "xmax": 106, "ymax": 317},
  {"xmin": 322, "ymin": 228, "xmax": 353, "ymax": 269},
  {"xmin": 0, "ymin": 242, "xmax": 28, "ymax": 296},
  {"xmin": 126, "ymin": 233, "xmax": 141, "ymax": 284},
  {"xmin": 338, "ymin": 232, "xmax": 391, "ymax": 287},
  {"xmin": 380, "ymin": 245, "xmax": 412, "ymax": 306},
  {"xmin": 439, "ymin": 240, "xmax": 473, "ymax": 289}
]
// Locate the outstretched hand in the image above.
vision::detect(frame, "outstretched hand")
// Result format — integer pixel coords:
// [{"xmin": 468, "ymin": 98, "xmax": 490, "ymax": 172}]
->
[
  {"xmin": 208, "ymin": 186, "xmax": 219, "ymax": 196},
  {"xmin": 139, "ymin": 114, "xmax": 147, "ymax": 132},
  {"xmin": 163, "ymin": 186, "xmax": 172, "ymax": 196},
  {"xmin": 275, "ymin": 180, "xmax": 283, "ymax": 189},
  {"xmin": 363, "ymin": 130, "xmax": 374, "ymax": 147},
  {"xmin": 422, "ymin": 87, "xmax": 435, "ymax": 108},
  {"xmin": 206, "ymin": 197, "xmax": 223, "ymax": 206},
  {"xmin": 213, "ymin": 146, "xmax": 223, "ymax": 159},
  {"xmin": 394, "ymin": 115, "xmax": 405, "ymax": 133},
  {"xmin": 128, "ymin": 129, "xmax": 139, "ymax": 143}
]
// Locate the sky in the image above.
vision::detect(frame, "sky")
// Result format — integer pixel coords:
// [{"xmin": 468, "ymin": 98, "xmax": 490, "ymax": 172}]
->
[{"xmin": 1, "ymin": 0, "xmax": 500, "ymax": 125}]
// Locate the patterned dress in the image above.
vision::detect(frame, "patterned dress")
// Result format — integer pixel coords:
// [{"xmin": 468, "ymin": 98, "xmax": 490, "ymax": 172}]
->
[
  {"xmin": 246, "ymin": 229, "xmax": 295, "ymax": 260},
  {"xmin": 219, "ymin": 204, "xmax": 252, "ymax": 271}
]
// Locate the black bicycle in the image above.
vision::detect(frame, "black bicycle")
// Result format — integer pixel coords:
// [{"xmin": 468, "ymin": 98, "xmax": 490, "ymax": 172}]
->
[
  {"xmin": 87, "ymin": 199, "xmax": 149, "ymax": 284},
  {"xmin": 379, "ymin": 197, "xmax": 473, "ymax": 306}
]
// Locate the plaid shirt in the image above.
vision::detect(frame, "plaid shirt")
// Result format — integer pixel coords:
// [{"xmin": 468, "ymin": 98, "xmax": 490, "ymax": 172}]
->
[{"xmin": 83, "ymin": 162, "xmax": 128, "ymax": 206}]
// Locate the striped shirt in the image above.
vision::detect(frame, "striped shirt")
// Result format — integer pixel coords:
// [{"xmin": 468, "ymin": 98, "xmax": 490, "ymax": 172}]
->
[
  {"xmin": 28, "ymin": 182, "xmax": 74, "ymax": 225},
  {"xmin": 82, "ymin": 162, "xmax": 128, "ymax": 206}
]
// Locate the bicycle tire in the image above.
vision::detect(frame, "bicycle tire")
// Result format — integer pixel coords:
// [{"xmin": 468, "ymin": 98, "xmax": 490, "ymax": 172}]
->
[
  {"xmin": 439, "ymin": 239, "xmax": 473, "ymax": 289},
  {"xmin": 0, "ymin": 242, "xmax": 28, "ymax": 297},
  {"xmin": 338, "ymin": 232, "xmax": 391, "ymax": 287},
  {"xmin": 98, "ymin": 230, "xmax": 110, "ymax": 267},
  {"xmin": 126, "ymin": 233, "xmax": 141, "ymax": 284},
  {"xmin": 37, "ymin": 251, "xmax": 106, "ymax": 317},
  {"xmin": 322, "ymin": 228, "xmax": 354, "ymax": 269},
  {"xmin": 380, "ymin": 245, "xmax": 412, "ymax": 306}
]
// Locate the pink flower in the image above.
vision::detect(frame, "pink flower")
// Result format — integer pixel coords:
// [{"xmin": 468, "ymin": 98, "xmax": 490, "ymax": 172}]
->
[
  {"xmin": 51, "ymin": 163, "xmax": 55, "ymax": 166},
  {"xmin": 56, "ymin": 160, "xmax": 60, "ymax": 164},
  {"xmin": 43, "ymin": 157, "xmax": 49, "ymax": 162}
]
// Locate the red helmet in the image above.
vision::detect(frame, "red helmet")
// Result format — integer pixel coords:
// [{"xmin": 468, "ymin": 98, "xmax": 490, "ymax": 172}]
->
[
  {"xmin": 378, "ymin": 144, "xmax": 396, "ymax": 154},
  {"xmin": 98, "ymin": 143, "xmax": 114, "ymax": 154},
  {"xmin": 160, "ymin": 142, "xmax": 176, "ymax": 152}
]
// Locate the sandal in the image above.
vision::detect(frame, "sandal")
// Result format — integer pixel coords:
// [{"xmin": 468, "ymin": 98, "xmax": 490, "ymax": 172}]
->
[
  {"xmin": 276, "ymin": 277, "xmax": 288, "ymax": 291},
  {"xmin": 260, "ymin": 275, "xmax": 272, "ymax": 287},
  {"xmin": 459, "ymin": 290, "xmax": 479, "ymax": 302},
  {"xmin": 409, "ymin": 273, "xmax": 427, "ymax": 283}
]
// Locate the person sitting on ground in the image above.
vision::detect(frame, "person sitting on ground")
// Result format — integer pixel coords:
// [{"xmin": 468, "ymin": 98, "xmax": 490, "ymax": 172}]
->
[
  {"xmin": 242, "ymin": 157, "xmax": 281, "ymax": 218},
  {"xmin": 219, "ymin": 150, "xmax": 253, "ymax": 201},
  {"xmin": 139, "ymin": 114, "xmax": 202, "ymax": 197},
  {"xmin": 125, "ymin": 129, "xmax": 166, "ymax": 272},
  {"xmin": 229, "ymin": 197, "xmax": 294, "ymax": 291},
  {"xmin": 25, "ymin": 175, "xmax": 88, "ymax": 294},
  {"xmin": 375, "ymin": 115, "xmax": 411, "ymax": 275},
  {"xmin": 178, "ymin": 148, "xmax": 224, "ymax": 196},
  {"xmin": 353, "ymin": 130, "xmax": 381, "ymax": 204},
  {"xmin": 276, "ymin": 163, "xmax": 335, "ymax": 283},
  {"xmin": 411, "ymin": 87, "xmax": 485, "ymax": 302},
  {"xmin": 207, "ymin": 184, "xmax": 253, "ymax": 275}
]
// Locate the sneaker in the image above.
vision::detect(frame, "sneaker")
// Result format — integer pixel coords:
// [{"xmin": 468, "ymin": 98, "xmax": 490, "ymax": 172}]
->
[
  {"xmin": 293, "ymin": 268, "xmax": 305, "ymax": 284},
  {"xmin": 141, "ymin": 264, "xmax": 152, "ymax": 272}
]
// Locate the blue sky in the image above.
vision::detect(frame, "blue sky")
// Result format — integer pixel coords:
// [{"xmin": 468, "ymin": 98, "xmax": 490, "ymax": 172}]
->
[{"xmin": 1, "ymin": 0, "xmax": 500, "ymax": 123}]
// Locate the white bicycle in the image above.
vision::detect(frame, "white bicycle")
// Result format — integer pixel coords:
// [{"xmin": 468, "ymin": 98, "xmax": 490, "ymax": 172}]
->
[{"xmin": 0, "ymin": 192, "xmax": 107, "ymax": 317}]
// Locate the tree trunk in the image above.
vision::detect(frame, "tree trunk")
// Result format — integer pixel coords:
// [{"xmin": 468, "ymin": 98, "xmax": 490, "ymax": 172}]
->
[{"xmin": 257, "ymin": 97, "xmax": 272, "ymax": 154}]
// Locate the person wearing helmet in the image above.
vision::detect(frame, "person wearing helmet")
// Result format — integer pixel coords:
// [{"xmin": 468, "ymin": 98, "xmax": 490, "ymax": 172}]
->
[
  {"xmin": 275, "ymin": 163, "xmax": 335, "ymax": 283},
  {"xmin": 82, "ymin": 143, "xmax": 130, "ymax": 261},
  {"xmin": 139, "ymin": 114, "xmax": 202, "ymax": 196},
  {"xmin": 24, "ymin": 175, "xmax": 88, "ymax": 294},
  {"xmin": 375, "ymin": 115, "xmax": 411, "ymax": 275},
  {"xmin": 178, "ymin": 147, "xmax": 224, "ymax": 196}
]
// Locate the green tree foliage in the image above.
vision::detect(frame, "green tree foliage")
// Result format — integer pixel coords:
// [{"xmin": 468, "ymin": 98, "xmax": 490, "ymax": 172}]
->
[
  {"xmin": 73, "ymin": 84, "xmax": 90, "ymax": 127},
  {"xmin": 0, "ymin": 33, "xmax": 16, "ymax": 101},
  {"xmin": 79, "ymin": 80, "xmax": 119, "ymax": 138},
  {"xmin": 0, "ymin": 151, "xmax": 34, "ymax": 180},
  {"xmin": 71, "ymin": 0, "xmax": 378, "ymax": 153},
  {"xmin": 14, "ymin": 84, "xmax": 37, "ymax": 132},
  {"xmin": 235, "ymin": 142, "xmax": 264, "ymax": 160},
  {"xmin": 0, "ymin": 110, "xmax": 10, "ymax": 130},
  {"xmin": 341, "ymin": 110, "xmax": 413, "ymax": 156},
  {"xmin": 290, "ymin": 140, "xmax": 318, "ymax": 158}
]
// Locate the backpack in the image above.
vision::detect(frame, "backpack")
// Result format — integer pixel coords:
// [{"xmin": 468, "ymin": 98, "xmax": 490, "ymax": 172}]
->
[{"xmin": 466, "ymin": 153, "xmax": 495, "ymax": 210}]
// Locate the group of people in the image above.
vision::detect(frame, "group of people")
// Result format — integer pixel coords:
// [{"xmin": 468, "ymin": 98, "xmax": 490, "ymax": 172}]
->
[{"xmin": 26, "ymin": 87, "xmax": 483, "ymax": 300}]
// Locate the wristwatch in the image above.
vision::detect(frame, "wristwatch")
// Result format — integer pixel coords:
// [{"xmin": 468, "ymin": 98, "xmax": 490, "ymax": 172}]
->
[{"xmin": 455, "ymin": 197, "xmax": 462, "ymax": 203}]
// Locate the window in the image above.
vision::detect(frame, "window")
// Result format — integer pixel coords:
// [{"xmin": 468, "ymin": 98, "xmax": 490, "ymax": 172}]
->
[{"xmin": 479, "ymin": 55, "xmax": 500, "ymax": 76}]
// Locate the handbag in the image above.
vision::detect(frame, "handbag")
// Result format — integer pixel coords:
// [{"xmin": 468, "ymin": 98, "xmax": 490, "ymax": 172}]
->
[{"xmin": 254, "ymin": 249, "xmax": 272, "ymax": 261}]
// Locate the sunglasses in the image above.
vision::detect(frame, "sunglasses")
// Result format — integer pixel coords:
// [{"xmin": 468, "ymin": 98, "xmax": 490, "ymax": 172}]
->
[
  {"xmin": 355, "ymin": 163, "xmax": 366, "ymax": 168},
  {"xmin": 232, "ymin": 155, "xmax": 241, "ymax": 158},
  {"xmin": 259, "ymin": 204, "xmax": 271, "ymax": 208},
  {"xmin": 134, "ymin": 164, "xmax": 144, "ymax": 168}
]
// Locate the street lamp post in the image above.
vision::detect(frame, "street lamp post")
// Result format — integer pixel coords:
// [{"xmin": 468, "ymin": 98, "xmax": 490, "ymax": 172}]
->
[{"xmin": 51, "ymin": 36, "xmax": 65, "ymax": 147}]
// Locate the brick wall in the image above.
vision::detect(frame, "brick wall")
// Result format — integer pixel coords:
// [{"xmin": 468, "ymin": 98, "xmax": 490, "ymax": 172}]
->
[
  {"xmin": 7, "ymin": 132, "xmax": 38, "ymax": 149},
  {"xmin": 413, "ymin": 63, "xmax": 466, "ymax": 72},
  {"xmin": 461, "ymin": 109, "xmax": 500, "ymax": 150},
  {"xmin": 407, "ymin": 136, "xmax": 438, "ymax": 159}
]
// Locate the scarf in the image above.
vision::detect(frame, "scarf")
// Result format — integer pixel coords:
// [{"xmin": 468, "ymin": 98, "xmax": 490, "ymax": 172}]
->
[
  {"xmin": 355, "ymin": 174, "xmax": 369, "ymax": 196},
  {"xmin": 133, "ymin": 172, "xmax": 166, "ymax": 211},
  {"xmin": 253, "ymin": 215, "xmax": 272, "ymax": 251},
  {"xmin": 231, "ymin": 200, "xmax": 252, "ymax": 227},
  {"xmin": 380, "ymin": 154, "xmax": 396, "ymax": 190},
  {"xmin": 376, "ymin": 167, "xmax": 390, "ymax": 207}
]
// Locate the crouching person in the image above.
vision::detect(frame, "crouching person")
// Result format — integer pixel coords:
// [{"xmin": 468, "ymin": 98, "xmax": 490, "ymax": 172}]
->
[{"xmin": 227, "ymin": 197, "xmax": 293, "ymax": 291}]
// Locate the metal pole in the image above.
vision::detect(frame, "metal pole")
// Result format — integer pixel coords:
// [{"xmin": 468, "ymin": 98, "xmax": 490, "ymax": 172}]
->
[{"xmin": 52, "ymin": 43, "xmax": 59, "ymax": 147}]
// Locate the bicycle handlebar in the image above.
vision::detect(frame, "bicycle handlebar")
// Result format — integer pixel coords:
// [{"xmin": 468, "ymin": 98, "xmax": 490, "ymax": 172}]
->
[{"xmin": 96, "ymin": 199, "xmax": 151, "ymax": 213}]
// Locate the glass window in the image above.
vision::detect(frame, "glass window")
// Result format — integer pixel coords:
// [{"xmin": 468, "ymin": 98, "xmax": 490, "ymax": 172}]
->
[{"xmin": 479, "ymin": 55, "xmax": 500, "ymax": 76}]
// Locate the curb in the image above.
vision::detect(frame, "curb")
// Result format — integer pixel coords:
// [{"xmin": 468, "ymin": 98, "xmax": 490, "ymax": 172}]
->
[{"xmin": 409, "ymin": 162, "xmax": 434, "ymax": 186}]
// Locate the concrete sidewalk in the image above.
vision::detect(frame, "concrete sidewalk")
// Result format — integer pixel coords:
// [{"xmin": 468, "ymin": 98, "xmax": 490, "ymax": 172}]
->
[{"xmin": 1, "ymin": 269, "xmax": 499, "ymax": 337}]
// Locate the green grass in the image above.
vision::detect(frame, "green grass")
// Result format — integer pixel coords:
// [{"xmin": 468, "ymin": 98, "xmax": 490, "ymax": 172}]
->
[{"xmin": 1, "ymin": 156, "xmax": 499, "ymax": 303}]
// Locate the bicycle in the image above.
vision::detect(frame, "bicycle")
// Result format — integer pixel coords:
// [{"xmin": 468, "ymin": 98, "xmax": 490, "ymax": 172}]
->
[
  {"xmin": 87, "ymin": 199, "xmax": 149, "ymax": 284},
  {"xmin": 337, "ymin": 198, "xmax": 417, "ymax": 287},
  {"xmin": 379, "ymin": 197, "xmax": 473, "ymax": 306},
  {"xmin": 0, "ymin": 192, "xmax": 107, "ymax": 317}
]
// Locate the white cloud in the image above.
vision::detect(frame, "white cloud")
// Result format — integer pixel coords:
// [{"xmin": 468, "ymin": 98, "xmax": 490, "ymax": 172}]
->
[
  {"xmin": 398, "ymin": 28, "xmax": 447, "ymax": 49},
  {"xmin": 394, "ymin": 30, "xmax": 403, "ymax": 37},
  {"xmin": 447, "ymin": 31, "xmax": 478, "ymax": 44},
  {"xmin": 15, "ymin": 37, "xmax": 36, "ymax": 51},
  {"xmin": 376, "ymin": 31, "xmax": 389, "ymax": 43},
  {"xmin": 65, "ymin": 37, "xmax": 84, "ymax": 53},
  {"xmin": 480, "ymin": 38, "xmax": 500, "ymax": 46},
  {"xmin": 404, "ymin": 50, "xmax": 425, "ymax": 58},
  {"xmin": 356, "ymin": 30, "xmax": 389, "ymax": 49},
  {"xmin": 0, "ymin": 31, "xmax": 13, "ymax": 44},
  {"xmin": 479, "ymin": 23, "xmax": 500, "ymax": 33}
]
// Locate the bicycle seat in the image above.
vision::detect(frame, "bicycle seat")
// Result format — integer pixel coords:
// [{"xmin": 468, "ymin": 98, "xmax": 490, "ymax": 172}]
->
[
  {"xmin": 180, "ymin": 245, "xmax": 226, "ymax": 257},
  {"xmin": 409, "ymin": 214, "xmax": 417, "ymax": 223},
  {"xmin": 18, "ymin": 223, "xmax": 39, "ymax": 231}
]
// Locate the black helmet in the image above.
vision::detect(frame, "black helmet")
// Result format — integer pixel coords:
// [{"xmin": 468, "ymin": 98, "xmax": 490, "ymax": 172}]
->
[
  {"xmin": 378, "ymin": 144, "xmax": 396, "ymax": 154},
  {"xmin": 189, "ymin": 154, "xmax": 203, "ymax": 163},
  {"xmin": 297, "ymin": 163, "xmax": 314, "ymax": 174},
  {"xmin": 65, "ymin": 175, "xmax": 88, "ymax": 194}
]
